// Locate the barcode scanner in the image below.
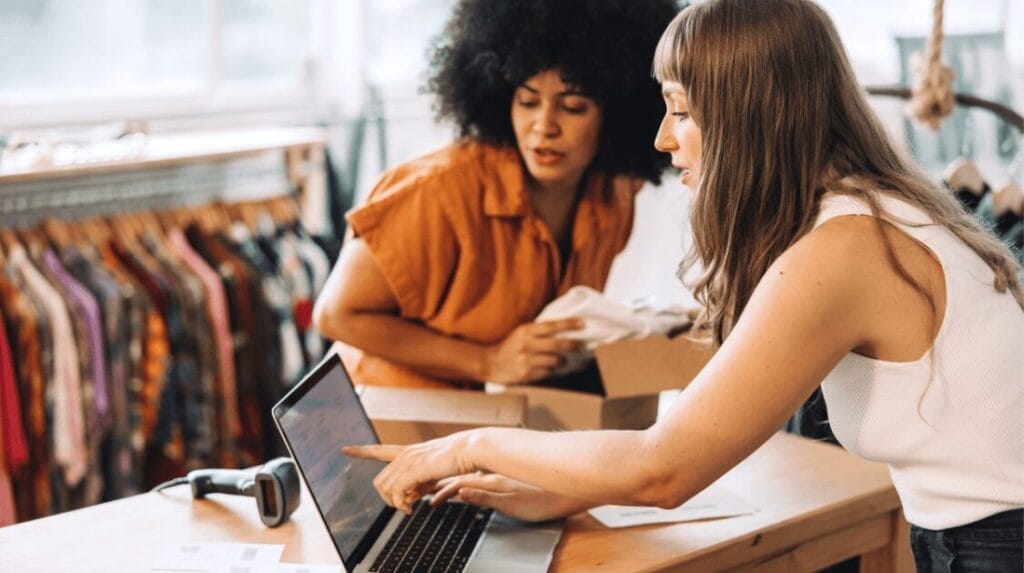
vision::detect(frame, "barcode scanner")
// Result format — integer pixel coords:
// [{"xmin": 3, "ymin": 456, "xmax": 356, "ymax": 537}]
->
[{"xmin": 152, "ymin": 457, "xmax": 301, "ymax": 527}]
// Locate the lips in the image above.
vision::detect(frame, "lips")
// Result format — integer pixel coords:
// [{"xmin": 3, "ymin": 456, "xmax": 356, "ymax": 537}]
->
[
  {"xmin": 675, "ymin": 164, "xmax": 693, "ymax": 185},
  {"xmin": 531, "ymin": 147, "xmax": 565, "ymax": 166}
]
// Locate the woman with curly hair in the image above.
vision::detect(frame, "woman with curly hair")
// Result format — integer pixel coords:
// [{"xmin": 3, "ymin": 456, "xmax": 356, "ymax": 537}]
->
[
  {"xmin": 314, "ymin": 0, "xmax": 679, "ymax": 389},
  {"xmin": 346, "ymin": 0, "xmax": 1023, "ymax": 568}
]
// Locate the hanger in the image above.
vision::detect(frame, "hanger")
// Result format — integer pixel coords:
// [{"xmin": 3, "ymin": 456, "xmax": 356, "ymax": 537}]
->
[
  {"xmin": 138, "ymin": 210, "xmax": 165, "ymax": 235},
  {"xmin": 164, "ymin": 207, "xmax": 196, "ymax": 231},
  {"xmin": 943, "ymin": 158, "xmax": 985, "ymax": 194},
  {"xmin": 993, "ymin": 181, "xmax": 1023, "ymax": 218},
  {"xmin": 108, "ymin": 213, "xmax": 137, "ymax": 247},
  {"xmin": 0, "ymin": 228, "xmax": 23, "ymax": 255},
  {"xmin": 941, "ymin": 157, "xmax": 990, "ymax": 213},
  {"xmin": 215, "ymin": 201, "xmax": 236, "ymax": 231},
  {"xmin": 272, "ymin": 197, "xmax": 299, "ymax": 227},
  {"xmin": 40, "ymin": 217, "xmax": 73, "ymax": 251},
  {"xmin": 66, "ymin": 219, "xmax": 89, "ymax": 247},
  {"xmin": 79, "ymin": 218, "xmax": 109, "ymax": 247},
  {"xmin": 155, "ymin": 209, "xmax": 178, "ymax": 232},
  {"xmin": 15, "ymin": 226, "xmax": 49, "ymax": 258},
  {"xmin": 0, "ymin": 227, "xmax": 10, "ymax": 264},
  {"xmin": 194, "ymin": 202, "xmax": 226, "ymax": 233},
  {"xmin": 231, "ymin": 201, "xmax": 262, "ymax": 232},
  {"xmin": 242, "ymin": 200, "xmax": 278, "ymax": 237}
]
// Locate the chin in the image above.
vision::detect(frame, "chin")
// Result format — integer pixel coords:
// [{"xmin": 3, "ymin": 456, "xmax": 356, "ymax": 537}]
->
[{"xmin": 527, "ymin": 167, "xmax": 574, "ymax": 187}]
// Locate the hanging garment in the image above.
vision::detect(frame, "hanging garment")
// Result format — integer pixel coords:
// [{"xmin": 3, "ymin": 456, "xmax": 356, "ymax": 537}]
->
[
  {"xmin": 0, "ymin": 310, "xmax": 29, "ymax": 519},
  {"xmin": 62, "ymin": 246, "xmax": 138, "ymax": 500},
  {"xmin": 9, "ymin": 245, "xmax": 88, "ymax": 488},
  {"xmin": 0, "ymin": 270, "xmax": 53, "ymax": 519},
  {"xmin": 42, "ymin": 248, "xmax": 108, "ymax": 505},
  {"xmin": 167, "ymin": 228, "xmax": 241, "ymax": 468}
]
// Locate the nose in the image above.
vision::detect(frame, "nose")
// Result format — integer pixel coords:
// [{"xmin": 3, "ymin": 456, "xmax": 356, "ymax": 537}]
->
[
  {"xmin": 531, "ymin": 103, "xmax": 560, "ymax": 137},
  {"xmin": 653, "ymin": 115, "xmax": 676, "ymax": 152}
]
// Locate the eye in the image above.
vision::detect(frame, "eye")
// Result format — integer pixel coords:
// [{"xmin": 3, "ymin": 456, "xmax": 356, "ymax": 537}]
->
[
  {"xmin": 672, "ymin": 111, "xmax": 690, "ymax": 122},
  {"xmin": 516, "ymin": 97, "xmax": 540, "ymax": 108},
  {"xmin": 560, "ymin": 92, "xmax": 593, "ymax": 112}
]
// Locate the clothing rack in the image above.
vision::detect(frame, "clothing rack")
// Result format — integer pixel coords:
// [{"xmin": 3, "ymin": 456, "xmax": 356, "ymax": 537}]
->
[
  {"xmin": 865, "ymin": 84, "xmax": 1023, "ymax": 133},
  {"xmin": 0, "ymin": 127, "xmax": 328, "ymax": 228},
  {"xmin": 0, "ymin": 127, "xmax": 338, "ymax": 526}
]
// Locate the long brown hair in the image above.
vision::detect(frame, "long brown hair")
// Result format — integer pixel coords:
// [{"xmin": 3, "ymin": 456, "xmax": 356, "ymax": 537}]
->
[{"xmin": 654, "ymin": 0, "xmax": 1023, "ymax": 346}]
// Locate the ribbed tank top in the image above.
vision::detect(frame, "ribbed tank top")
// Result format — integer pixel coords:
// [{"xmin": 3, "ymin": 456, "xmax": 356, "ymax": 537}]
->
[{"xmin": 815, "ymin": 192, "xmax": 1024, "ymax": 530}]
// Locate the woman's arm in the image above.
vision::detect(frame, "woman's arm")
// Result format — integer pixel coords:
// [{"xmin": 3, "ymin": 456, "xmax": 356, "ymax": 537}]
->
[
  {"xmin": 348, "ymin": 217, "xmax": 906, "ymax": 512},
  {"xmin": 313, "ymin": 238, "xmax": 583, "ymax": 384}
]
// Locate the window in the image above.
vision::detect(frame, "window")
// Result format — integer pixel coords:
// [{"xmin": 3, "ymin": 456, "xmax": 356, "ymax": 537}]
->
[
  {"xmin": 364, "ymin": 0, "xmax": 455, "ymax": 92},
  {"xmin": 0, "ymin": 0, "xmax": 321, "ymax": 129}
]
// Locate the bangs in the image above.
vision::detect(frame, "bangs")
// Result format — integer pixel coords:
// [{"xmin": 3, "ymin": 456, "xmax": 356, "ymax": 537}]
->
[{"xmin": 652, "ymin": 9, "xmax": 692, "ymax": 84}]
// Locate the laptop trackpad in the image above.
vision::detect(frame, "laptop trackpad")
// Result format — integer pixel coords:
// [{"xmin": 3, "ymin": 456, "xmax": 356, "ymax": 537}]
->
[{"xmin": 464, "ymin": 517, "xmax": 563, "ymax": 573}]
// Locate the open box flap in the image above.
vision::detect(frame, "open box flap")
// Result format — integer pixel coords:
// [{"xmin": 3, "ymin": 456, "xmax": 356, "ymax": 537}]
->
[
  {"xmin": 594, "ymin": 334, "xmax": 714, "ymax": 399},
  {"xmin": 358, "ymin": 385, "xmax": 526, "ymax": 426}
]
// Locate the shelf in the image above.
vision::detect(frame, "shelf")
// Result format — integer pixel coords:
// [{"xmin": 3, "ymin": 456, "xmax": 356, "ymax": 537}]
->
[{"xmin": 0, "ymin": 126, "xmax": 328, "ymax": 185}]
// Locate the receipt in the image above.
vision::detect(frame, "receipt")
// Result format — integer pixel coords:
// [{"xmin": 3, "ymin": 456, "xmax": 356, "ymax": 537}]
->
[
  {"xmin": 208, "ymin": 564, "xmax": 342, "ymax": 573},
  {"xmin": 151, "ymin": 542, "xmax": 285, "ymax": 571},
  {"xmin": 588, "ymin": 488, "xmax": 758, "ymax": 528}
]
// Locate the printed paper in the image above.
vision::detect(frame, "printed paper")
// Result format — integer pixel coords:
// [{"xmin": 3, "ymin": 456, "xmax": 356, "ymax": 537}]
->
[
  {"xmin": 151, "ymin": 542, "xmax": 285, "ymax": 571},
  {"xmin": 588, "ymin": 488, "xmax": 758, "ymax": 528}
]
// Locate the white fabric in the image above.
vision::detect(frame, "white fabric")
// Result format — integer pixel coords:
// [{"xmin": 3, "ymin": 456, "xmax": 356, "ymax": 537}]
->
[
  {"xmin": 535, "ymin": 286, "xmax": 690, "ymax": 374},
  {"xmin": 815, "ymin": 192, "xmax": 1024, "ymax": 530}
]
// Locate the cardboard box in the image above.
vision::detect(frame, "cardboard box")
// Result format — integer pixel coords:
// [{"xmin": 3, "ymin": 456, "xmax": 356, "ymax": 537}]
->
[
  {"xmin": 491, "ymin": 333, "xmax": 714, "ymax": 431},
  {"xmin": 357, "ymin": 385, "xmax": 527, "ymax": 445}
]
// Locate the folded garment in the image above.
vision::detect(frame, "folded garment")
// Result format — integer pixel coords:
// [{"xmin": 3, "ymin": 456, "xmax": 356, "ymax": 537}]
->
[{"xmin": 536, "ymin": 286, "xmax": 692, "ymax": 375}]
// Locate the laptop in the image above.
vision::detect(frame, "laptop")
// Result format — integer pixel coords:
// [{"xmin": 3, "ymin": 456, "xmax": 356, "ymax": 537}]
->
[{"xmin": 272, "ymin": 353, "xmax": 564, "ymax": 573}]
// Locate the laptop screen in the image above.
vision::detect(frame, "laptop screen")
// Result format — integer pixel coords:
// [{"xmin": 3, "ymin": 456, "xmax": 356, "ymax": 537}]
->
[{"xmin": 273, "ymin": 354, "xmax": 390, "ymax": 566}]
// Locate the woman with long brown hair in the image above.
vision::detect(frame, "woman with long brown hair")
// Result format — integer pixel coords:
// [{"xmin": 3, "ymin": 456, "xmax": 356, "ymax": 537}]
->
[{"xmin": 345, "ymin": 1, "xmax": 1024, "ymax": 568}]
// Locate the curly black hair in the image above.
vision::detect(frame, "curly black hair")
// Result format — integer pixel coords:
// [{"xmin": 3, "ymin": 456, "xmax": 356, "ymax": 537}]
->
[{"xmin": 426, "ymin": 0, "xmax": 680, "ymax": 183}]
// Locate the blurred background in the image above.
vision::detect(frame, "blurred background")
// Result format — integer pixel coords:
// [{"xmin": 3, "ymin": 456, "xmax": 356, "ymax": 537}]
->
[{"xmin": 1, "ymin": 0, "xmax": 1021, "ymax": 302}]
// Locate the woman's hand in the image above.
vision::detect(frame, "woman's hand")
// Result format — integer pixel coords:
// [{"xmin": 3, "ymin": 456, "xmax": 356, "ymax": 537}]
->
[
  {"xmin": 484, "ymin": 318, "xmax": 584, "ymax": 384},
  {"xmin": 431, "ymin": 472, "xmax": 594, "ymax": 522},
  {"xmin": 343, "ymin": 431, "xmax": 481, "ymax": 514}
]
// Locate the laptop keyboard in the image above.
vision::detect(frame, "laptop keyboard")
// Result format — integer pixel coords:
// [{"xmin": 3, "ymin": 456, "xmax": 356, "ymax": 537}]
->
[{"xmin": 368, "ymin": 500, "xmax": 494, "ymax": 573}]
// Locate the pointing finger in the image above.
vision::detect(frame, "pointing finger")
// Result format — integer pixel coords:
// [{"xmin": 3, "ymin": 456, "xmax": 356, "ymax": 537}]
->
[{"xmin": 342, "ymin": 444, "xmax": 405, "ymax": 461}]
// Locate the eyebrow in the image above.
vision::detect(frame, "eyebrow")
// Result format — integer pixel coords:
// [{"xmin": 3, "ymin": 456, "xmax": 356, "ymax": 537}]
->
[{"xmin": 519, "ymin": 84, "xmax": 586, "ymax": 96}]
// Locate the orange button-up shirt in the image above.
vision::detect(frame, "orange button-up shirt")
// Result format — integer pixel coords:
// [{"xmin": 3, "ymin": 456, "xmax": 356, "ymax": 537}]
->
[{"xmin": 340, "ymin": 140, "xmax": 642, "ymax": 388}]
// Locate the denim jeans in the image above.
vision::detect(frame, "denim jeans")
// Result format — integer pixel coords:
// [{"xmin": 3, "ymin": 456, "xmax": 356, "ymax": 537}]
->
[{"xmin": 910, "ymin": 509, "xmax": 1023, "ymax": 572}]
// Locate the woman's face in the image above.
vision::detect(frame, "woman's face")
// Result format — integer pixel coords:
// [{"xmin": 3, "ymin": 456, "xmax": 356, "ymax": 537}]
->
[
  {"xmin": 511, "ymin": 69, "xmax": 602, "ymax": 192},
  {"xmin": 654, "ymin": 81, "xmax": 702, "ymax": 192}
]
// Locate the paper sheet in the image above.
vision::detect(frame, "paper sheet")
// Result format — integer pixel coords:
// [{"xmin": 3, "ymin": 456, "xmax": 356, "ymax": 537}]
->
[
  {"xmin": 151, "ymin": 542, "xmax": 285, "ymax": 571},
  {"xmin": 588, "ymin": 488, "xmax": 758, "ymax": 528},
  {"xmin": 208, "ymin": 564, "xmax": 342, "ymax": 573}
]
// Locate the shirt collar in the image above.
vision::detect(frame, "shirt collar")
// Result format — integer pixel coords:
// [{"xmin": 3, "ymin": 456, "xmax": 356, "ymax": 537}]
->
[
  {"xmin": 482, "ymin": 145, "xmax": 531, "ymax": 217},
  {"xmin": 480, "ymin": 143, "xmax": 618, "ymax": 232}
]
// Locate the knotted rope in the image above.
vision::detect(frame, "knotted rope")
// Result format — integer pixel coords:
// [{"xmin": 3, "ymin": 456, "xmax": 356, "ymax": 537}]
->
[{"xmin": 907, "ymin": 0, "xmax": 956, "ymax": 130}]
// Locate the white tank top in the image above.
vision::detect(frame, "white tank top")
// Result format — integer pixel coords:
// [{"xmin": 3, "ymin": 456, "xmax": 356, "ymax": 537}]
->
[{"xmin": 815, "ymin": 193, "xmax": 1024, "ymax": 530}]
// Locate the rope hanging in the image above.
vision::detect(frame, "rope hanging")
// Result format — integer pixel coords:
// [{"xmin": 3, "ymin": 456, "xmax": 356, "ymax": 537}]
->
[{"xmin": 907, "ymin": 0, "xmax": 956, "ymax": 130}]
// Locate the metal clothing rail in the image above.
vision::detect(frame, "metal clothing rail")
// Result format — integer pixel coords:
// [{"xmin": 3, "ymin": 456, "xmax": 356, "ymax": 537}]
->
[
  {"xmin": 0, "ymin": 151, "xmax": 290, "ymax": 228},
  {"xmin": 865, "ymin": 84, "xmax": 1024, "ymax": 133},
  {"xmin": 0, "ymin": 127, "xmax": 327, "ymax": 228}
]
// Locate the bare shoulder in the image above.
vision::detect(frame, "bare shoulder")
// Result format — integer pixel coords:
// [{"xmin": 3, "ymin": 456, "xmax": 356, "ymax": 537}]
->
[
  {"xmin": 790, "ymin": 215, "xmax": 890, "ymax": 264},
  {"xmin": 764, "ymin": 215, "xmax": 889, "ymax": 306},
  {"xmin": 767, "ymin": 214, "xmax": 944, "ymax": 360},
  {"xmin": 786, "ymin": 213, "xmax": 942, "ymax": 289},
  {"xmin": 741, "ymin": 215, "xmax": 914, "ymax": 349}
]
